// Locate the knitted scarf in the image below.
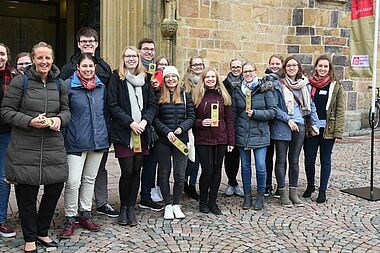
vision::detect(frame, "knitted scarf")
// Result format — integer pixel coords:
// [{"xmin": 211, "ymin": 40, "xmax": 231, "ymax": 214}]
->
[
  {"xmin": 76, "ymin": 70, "xmax": 97, "ymax": 90},
  {"xmin": 241, "ymin": 77, "xmax": 261, "ymax": 94},
  {"xmin": 0, "ymin": 62, "xmax": 12, "ymax": 96},
  {"xmin": 283, "ymin": 75, "xmax": 311, "ymax": 116},
  {"xmin": 226, "ymin": 72, "xmax": 243, "ymax": 88},
  {"xmin": 125, "ymin": 71, "xmax": 145, "ymax": 148},
  {"xmin": 309, "ymin": 72, "xmax": 332, "ymax": 101}
]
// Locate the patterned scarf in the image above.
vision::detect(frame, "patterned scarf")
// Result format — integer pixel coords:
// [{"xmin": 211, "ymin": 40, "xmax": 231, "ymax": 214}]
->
[
  {"xmin": 283, "ymin": 75, "xmax": 311, "ymax": 116},
  {"xmin": 0, "ymin": 62, "xmax": 12, "ymax": 96},
  {"xmin": 76, "ymin": 70, "xmax": 97, "ymax": 90}
]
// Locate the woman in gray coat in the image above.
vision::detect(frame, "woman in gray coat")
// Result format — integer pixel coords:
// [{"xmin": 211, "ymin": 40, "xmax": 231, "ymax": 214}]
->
[{"xmin": 1, "ymin": 42, "xmax": 70, "ymax": 252}]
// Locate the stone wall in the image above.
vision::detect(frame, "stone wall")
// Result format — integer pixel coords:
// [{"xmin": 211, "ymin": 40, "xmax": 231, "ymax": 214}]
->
[{"xmin": 175, "ymin": 0, "xmax": 377, "ymax": 131}]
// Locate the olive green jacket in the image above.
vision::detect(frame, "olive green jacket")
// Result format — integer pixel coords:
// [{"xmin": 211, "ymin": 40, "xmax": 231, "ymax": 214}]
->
[{"xmin": 323, "ymin": 81, "xmax": 345, "ymax": 139}]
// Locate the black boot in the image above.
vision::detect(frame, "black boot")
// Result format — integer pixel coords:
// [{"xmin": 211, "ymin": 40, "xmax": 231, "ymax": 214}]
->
[
  {"xmin": 253, "ymin": 192, "xmax": 264, "ymax": 210},
  {"xmin": 199, "ymin": 193, "xmax": 209, "ymax": 213},
  {"xmin": 242, "ymin": 190, "xmax": 252, "ymax": 210},
  {"xmin": 302, "ymin": 185, "xmax": 315, "ymax": 198},
  {"xmin": 316, "ymin": 190, "xmax": 326, "ymax": 203},
  {"xmin": 117, "ymin": 206, "xmax": 128, "ymax": 226},
  {"xmin": 208, "ymin": 194, "xmax": 222, "ymax": 215},
  {"xmin": 127, "ymin": 207, "xmax": 138, "ymax": 226}
]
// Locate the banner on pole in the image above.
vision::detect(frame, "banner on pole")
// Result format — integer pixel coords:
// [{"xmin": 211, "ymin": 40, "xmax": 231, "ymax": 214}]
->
[{"xmin": 350, "ymin": 0, "xmax": 375, "ymax": 77}]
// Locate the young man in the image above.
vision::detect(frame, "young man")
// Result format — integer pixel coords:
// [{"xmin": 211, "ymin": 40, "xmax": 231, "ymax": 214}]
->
[
  {"xmin": 137, "ymin": 38, "xmax": 164, "ymax": 211},
  {"xmin": 222, "ymin": 59, "xmax": 244, "ymax": 197},
  {"xmin": 60, "ymin": 27, "xmax": 118, "ymax": 218}
]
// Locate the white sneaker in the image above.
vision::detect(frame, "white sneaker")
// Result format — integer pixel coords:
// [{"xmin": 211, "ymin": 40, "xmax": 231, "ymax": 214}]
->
[
  {"xmin": 233, "ymin": 186, "xmax": 244, "ymax": 197},
  {"xmin": 151, "ymin": 187, "xmax": 163, "ymax": 202},
  {"xmin": 164, "ymin": 205, "xmax": 174, "ymax": 220},
  {"xmin": 225, "ymin": 185, "xmax": 234, "ymax": 196},
  {"xmin": 172, "ymin": 205, "xmax": 185, "ymax": 219}
]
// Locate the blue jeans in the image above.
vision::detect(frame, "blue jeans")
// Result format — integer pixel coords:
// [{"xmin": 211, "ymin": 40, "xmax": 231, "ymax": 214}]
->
[
  {"xmin": 185, "ymin": 153, "xmax": 199, "ymax": 186},
  {"xmin": 304, "ymin": 128, "xmax": 335, "ymax": 191},
  {"xmin": 0, "ymin": 132, "xmax": 11, "ymax": 224},
  {"xmin": 239, "ymin": 147, "xmax": 267, "ymax": 194},
  {"xmin": 141, "ymin": 147, "xmax": 157, "ymax": 202}
]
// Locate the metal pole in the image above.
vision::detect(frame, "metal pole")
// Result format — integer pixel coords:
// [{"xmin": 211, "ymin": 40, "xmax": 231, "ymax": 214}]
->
[{"xmin": 371, "ymin": 0, "xmax": 380, "ymax": 197}]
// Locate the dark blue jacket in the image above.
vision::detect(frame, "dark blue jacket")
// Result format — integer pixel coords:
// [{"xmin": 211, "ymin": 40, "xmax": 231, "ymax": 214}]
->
[
  {"xmin": 232, "ymin": 81, "xmax": 276, "ymax": 149},
  {"xmin": 64, "ymin": 72, "xmax": 109, "ymax": 153}
]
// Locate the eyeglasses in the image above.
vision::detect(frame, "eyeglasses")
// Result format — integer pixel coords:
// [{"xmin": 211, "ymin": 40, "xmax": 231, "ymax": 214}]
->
[
  {"xmin": 286, "ymin": 64, "xmax": 298, "ymax": 68},
  {"xmin": 79, "ymin": 40, "xmax": 97, "ymax": 44},
  {"xmin": 17, "ymin": 62, "xmax": 31, "ymax": 66},
  {"xmin": 124, "ymin": 55, "xmax": 138, "ymax": 59},
  {"xmin": 191, "ymin": 63, "xmax": 204, "ymax": 68},
  {"xmin": 242, "ymin": 70, "xmax": 256, "ymax": 74},
  {"xmin": 231, "ymin": 66, "xmax": 242, "ymax": 69},
  {"xmin": 141, "ymin": 47, "xmax": 155, "ymax": 52}
]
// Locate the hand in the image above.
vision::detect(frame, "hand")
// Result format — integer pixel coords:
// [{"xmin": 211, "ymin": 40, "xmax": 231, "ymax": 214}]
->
[
  {"xmin": 174, "ymin": 127, "xmax": 182, "ymax": 135},
  {"xmin": 227, "ymin": 146, "xmax": 234, "ymax": 152},
  {"xmin": 167, "ymin": 132, "xmax": 176, "ymax": 142},
  {"xmin": 130, "ymin": 121, "xmax": 144, "ymax": 135},
  {"xmin": 151, "ymin": 79, "xmax": 160, "ymax": 89},
  {"xmin": 202, "ymin": 118, "xmax": 212, "ymax": 127},
  {"xmin": 288, "ymin": 119, "xmax": 299, "ymax": 132},
  {"xmin": 247, "ymin": 110, "xmax": 253, "ymax": 117},
  {"xmin": 138, "ymin": 119, "xmax": 147, "ymax": 132},
  {"xmin": 49, "ymin": 117, "xmax": 61, "ymax": 132},
  {"xmin": 29, "ymin": 113, "xmax": 49, "ymax": 129}
]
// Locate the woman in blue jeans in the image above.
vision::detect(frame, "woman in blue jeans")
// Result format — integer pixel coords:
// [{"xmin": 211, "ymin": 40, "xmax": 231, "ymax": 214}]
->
[
  {"xmin": 275, "ymin": 56, "xmax": 319, "ymax": 208},
  {"xmin": 303, "ymin": 55, "xmax": 345, "ymax": 203},
  {"xmin": 232, "ymin": 61, "xmax": 276, "ymax": 210}
]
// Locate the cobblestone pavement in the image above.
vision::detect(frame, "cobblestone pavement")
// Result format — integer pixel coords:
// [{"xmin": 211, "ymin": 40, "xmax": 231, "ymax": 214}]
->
[{"xmin": 1, "ymin": 132, "xmax": 380, "ymax": 252}]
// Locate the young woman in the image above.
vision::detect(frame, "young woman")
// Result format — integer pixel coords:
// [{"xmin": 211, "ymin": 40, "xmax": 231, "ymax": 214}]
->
[
  {"xmin": 107, "ymin": 46, "xmax": 156, "ymax": 226},
  {"xmin": 233, "ymin": 61, "xmax": 276, "ymax": 210},
  {"xmin": 182, "ymin": 55, "xmax": 204, "ymax": 200},
  {"xmin": 275, "ymin": 56, "xmax": 319, "ymax": 208},
  {"xmin": 1, "ymin": 42, "xmax": 70, "ymax": 252},
  {"xmin": 154, "ymin": 66, "xmax": 195, "ymax": 220},
  {"xmin": 0, "ymin": 43, "xmax": 16, "ymax": 238},
  {"xmin": 12, "ymin": 52, "xmax": 31, "ymax": 77},
  {"xmin": 155, "ymin": 56, "xmax": 169, "ymax": 70},
  {"xmin": 60, "ymin": 53, "xmax": 109, "ymax": 238},
  {"xmin": 222, "ymin": 59, "xmax": 244, "ymax": 197},
  {"xmin": 303, "ymin": 55, "xmax": 345, "ymax": 203},
  {"xmin": 264, "ymin": 54, "xmax": 284, "ymax": 198},
  {"xmin": 193, "ymin": 67, "xmax": 235, "ymax": 215}
]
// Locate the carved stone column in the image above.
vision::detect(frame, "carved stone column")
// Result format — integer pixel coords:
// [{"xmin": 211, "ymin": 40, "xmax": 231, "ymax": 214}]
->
[{"xmin": 160, "ymin": 0, "xmax": 178, "ymax": 65}]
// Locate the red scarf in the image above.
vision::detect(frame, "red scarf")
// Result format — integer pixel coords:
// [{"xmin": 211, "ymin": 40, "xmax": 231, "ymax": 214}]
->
[
  {"xmin": 0, "ymin": 62, "xmax": 13, "ymax": 96},
  {"xmin": 76, "ymin": 70, "xmax": 97, "ymax": 90},
  {"xmin": 309, "ymin": 72, "xmax": 332, "ymax": 101}
]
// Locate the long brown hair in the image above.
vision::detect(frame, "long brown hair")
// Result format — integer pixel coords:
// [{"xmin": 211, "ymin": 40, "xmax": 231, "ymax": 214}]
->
[
  {"xmin": 282, "ymin": 56, "xmax": 304, "ymax": 80},
  {"xmin": 313, "ymin": 54, "xmax": 337, "ymax": 81},
  {"xmin": 159, "ymin": 74, "xmax": 182, "ymax": 104},
  {"xmin": 117, "ymin": 46, "xmax": 144, "ymax": 80},
  {"xmin": 192, "ymin": 67, "xmax": 231, "ymax": 108}
]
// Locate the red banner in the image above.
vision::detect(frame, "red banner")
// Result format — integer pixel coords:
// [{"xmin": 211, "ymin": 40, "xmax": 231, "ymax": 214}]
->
[{"xmin": 352, "ymin": 0, "xmax": 374, "ymax": 20}]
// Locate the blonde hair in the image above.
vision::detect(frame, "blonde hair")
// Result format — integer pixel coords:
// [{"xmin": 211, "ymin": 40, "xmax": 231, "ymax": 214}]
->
[
  {"xmin": 192, "ymin": 67, "xmax": 232, "ymax": 108},
  {"xmin": 31, "ymin": 42, "xmax": 54, "ymax": 61},
  {"xmin": 159, "ymin": 75, "xmax": 182, "ymax": 104},
  {"xmin": 118, "ymin": 46, "xmax": 145, "ymax": 80}
]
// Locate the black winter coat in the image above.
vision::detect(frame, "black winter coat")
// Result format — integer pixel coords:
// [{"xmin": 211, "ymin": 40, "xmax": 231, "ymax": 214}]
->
[
  {"xmin": 0, "ymin": 65, "xmax": 71, "ymax": 185},
  {"xmin": 107, "ymin": 71, "xmax": 156, "ymax": 148},
  {"xmin": 154, "ymin": 91, "xmax": 195, "ymax": 145},
  {"xmin": 60, "ymin": 53, "xmax": 112, "ymax": 86}
]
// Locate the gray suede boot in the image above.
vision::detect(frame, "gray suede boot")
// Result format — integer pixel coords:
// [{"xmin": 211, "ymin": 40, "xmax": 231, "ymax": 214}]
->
[
  {"xmin": 253, "ymin": 192, "xmax": 264, "ymax": 210},
  {"xmin": 289, "ymin": 187, "xmax": 305, "ymax": 207},
  {"xmin": 279, "ymin": 188, "xmax": 293, "ymax": 208},
  {"xmin": 242, "ymin": 190, "xmax": 252, "ymax": 210}
]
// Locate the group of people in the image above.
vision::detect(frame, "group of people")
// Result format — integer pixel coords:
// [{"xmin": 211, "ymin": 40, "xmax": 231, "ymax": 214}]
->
[{"xmin": 0, "ymin": 26, "xmax": 345, "ymax": 253}]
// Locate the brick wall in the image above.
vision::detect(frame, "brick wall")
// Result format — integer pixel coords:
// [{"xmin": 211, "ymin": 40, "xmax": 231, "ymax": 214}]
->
[{"xmin": 176, "ymin": 0, "xmax": 375, "ymax": 122}]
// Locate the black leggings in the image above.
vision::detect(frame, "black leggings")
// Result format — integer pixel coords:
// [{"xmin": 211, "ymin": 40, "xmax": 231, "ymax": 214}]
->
[
  {"xmin": 118, "ymin": 155, "xmax": 143, "ymax": 207},
  {"xmin": 197, "ymin": 145, "xmax": 227, "ymax": 205}
]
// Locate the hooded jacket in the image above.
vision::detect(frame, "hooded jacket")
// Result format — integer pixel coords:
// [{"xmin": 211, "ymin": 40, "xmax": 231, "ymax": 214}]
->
[{"xmin": 0, "ymin": 65, "xmax": 70, "ymax": 185}]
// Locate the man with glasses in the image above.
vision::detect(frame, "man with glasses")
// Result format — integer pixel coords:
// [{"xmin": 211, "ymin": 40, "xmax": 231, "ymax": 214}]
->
[
  {"xmin": 60, "ymin": 27, "xmax": 118, "ymax": 219},
  {"xmin": 222, "ymin": 59, "xmax": 244, "ymax": 197},
  {"xmin": 137, "ymin": 37, "xmax": 164, "ymax": 212}
]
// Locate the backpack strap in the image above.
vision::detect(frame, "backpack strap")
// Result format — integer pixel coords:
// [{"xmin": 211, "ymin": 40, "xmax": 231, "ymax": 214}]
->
[{"xmin": 22, "ymin": 75, "xmax": 61, "ymax": 96}]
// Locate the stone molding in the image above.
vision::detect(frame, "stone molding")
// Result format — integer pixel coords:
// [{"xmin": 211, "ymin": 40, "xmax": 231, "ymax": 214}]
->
[{"xmin": 316, "ymin": 0, "xmax": 347, "ymax": 4}]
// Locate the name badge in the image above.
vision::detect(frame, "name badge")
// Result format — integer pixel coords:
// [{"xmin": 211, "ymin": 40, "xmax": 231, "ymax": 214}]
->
[
  {"xmin": 211, "ymin": 103, "xmax": 219, "ymax": 127},
  {"xmin": 171, "ymin": 138, "xmax": 189, "ymax": 156},
  {"xmin": 131, "ymin": 132, "xmax": 142, "ymax": 153},
  {"xmin": 319, "ymin": 90, "xmax": 328, "ymax": 95},
  {"xmin": 148, "ymin": 63, "xmax": 156, "ymax": 74},
  {"xmin": 245, "ymin": 90, "xmax": 251, "ymax": 112}
]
